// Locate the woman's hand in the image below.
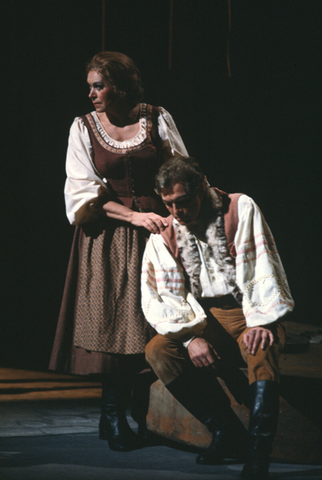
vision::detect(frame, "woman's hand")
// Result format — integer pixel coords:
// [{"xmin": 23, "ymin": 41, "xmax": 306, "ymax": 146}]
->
[
  {"xmin": 103, "ymin": 201, "xmax": 168, "ymax": 233},
  {"xmin": 131, "ymin": 211, "xmax": 168, "ymax": 234}
]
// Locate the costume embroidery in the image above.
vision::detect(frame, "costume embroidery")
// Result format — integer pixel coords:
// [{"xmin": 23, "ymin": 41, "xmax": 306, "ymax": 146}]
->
[
  {"xmin": 85, "ymin": 103, "xmax": 152, "ymax": 154},
  {"xmin": 174, "ymin": 187, "xmax": 243, "ymax": 304}
]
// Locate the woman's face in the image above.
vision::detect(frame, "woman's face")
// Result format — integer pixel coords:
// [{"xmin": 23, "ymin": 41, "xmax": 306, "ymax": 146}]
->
[{"xmin": 87, "ymin": 70, "xmax": 115, "ymax": 112}]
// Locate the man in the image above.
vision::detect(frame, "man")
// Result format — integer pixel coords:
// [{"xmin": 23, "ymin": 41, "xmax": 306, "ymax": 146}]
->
[{"xmin": 141, "ymin": 157, "xmax": 294, "ymax": 480}]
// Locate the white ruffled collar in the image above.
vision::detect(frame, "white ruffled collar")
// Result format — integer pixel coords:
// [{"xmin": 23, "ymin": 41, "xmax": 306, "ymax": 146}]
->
[
  {"xmin": 91, "ymin": 104, "xmax": 147, "ymax": 149},
  {"xmin": 173, "ymin": 187, "xmax": 242, "ymax": 304}
]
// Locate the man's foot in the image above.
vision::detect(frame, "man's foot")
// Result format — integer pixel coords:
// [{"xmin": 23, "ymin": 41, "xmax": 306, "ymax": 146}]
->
[{"xmin": 196, "ymin": 430, "xmax": 226, "ymax": 465}]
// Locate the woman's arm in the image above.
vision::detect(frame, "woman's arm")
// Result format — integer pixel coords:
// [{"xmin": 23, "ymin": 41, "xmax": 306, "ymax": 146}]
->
[
  {"xmin": 66, "ymin": 115, "xmax": 180, "ymax": 231},
  {"xmin": 158, "ymin": 107, "xmax": 189, "ymax": 160},
  {"xmin": 102, "ymin": 201, "xmax": 169, "ymax": 234},
  {"xmin": 65, "ymin": 117, "xmax": 110, "ymax": 225}
]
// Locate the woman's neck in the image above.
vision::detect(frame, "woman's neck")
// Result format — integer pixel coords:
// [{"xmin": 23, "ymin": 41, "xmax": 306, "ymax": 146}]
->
[
  {"xmin": 96, "ymin": 103, "xmax": 141, "ymax": 141},
  {"xmin": 98, "ymin": 103, "xmax": 140, "ymax": 128}
]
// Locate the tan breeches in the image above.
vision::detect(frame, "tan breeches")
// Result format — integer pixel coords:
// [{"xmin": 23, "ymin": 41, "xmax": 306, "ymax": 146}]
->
[{"xmin": 145, "ymin": 307, "xmax": 286, "ymax": 386}]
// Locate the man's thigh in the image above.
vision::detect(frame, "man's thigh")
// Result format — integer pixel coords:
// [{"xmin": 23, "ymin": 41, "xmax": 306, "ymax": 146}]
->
[
  {"xmin": 203, "ymin": 307, "xmax": 285, "ymax": 383},
  {"xmin": 145, "ymin": 334, "xmax": 190, "ymax": 385},
  {"xmin": 238, "ymin": 322, "xmax": 286, "ymax": 383},
  {"xmin": 202, "ymin": 307, "xmax": 246, "ymax": 367}
]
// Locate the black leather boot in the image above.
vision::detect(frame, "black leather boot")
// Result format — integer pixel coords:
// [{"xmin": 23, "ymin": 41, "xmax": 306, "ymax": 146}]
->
[
  {"xmin": 99, "ymin": 375, "xmax": 139, "ymax": 451},
  {"xmin": 131, "ymin": 369, "xmax": 157, "ymax": 444},
  {"xmin": 196, "ymin": 407, "xmax": 247, "ymax": 465},
  {"xmin": 166, "ymin": 368, "xmax": 246, "ymax": 465},
  {"xmin": 241, "ymin": 380, "xmax": 279, "ymax": 480}
]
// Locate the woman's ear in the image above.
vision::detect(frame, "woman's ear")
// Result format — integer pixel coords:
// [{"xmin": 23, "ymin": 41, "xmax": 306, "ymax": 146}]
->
[{"xmin": 203, "ymin": 175, "xmax": 210, "ymax": 187}]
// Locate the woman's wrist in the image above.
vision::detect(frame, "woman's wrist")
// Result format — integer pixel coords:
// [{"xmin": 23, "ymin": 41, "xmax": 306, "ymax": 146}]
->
[{"xmin": 103, "ymin": 201, "xmax": 135, "ymax": 223}]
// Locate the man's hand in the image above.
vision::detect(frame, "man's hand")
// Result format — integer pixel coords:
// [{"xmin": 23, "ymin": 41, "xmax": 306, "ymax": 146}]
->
[
  {"xmin": 243, "ymin": 327, "xmax": 274, "ymax": 355},
  {"xmin": 187, "ymin": 337, "xmax": 221, "ymax": 369}
]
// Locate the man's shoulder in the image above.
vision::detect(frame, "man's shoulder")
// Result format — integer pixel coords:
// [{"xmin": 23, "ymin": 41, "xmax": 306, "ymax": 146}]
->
[
  {"xmin": 211, "ymin": 187, "xmax": 243, "ymax": 214},
  {"xmin": 212, "ymin": 188, "xmax": 244, "ymax": 253},
  {"xmin": 160, "ymin": 215, "xmax": 181, "ymax": 260}
]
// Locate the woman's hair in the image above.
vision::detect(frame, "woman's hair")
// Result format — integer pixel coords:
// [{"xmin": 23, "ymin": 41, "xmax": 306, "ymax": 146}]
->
[
  {"xmin": 87, "ymin": 51, "xmax": 144, "ymax": 106},
  {"xmin": 155, "ymin": 157, "xmax": 205, "ymax": 195}
]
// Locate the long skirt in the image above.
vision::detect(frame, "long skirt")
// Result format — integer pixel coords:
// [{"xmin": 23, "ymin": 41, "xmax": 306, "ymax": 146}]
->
[{"xmin": 49, "ymin": 218, "xmax": 156, "ymax": 375}]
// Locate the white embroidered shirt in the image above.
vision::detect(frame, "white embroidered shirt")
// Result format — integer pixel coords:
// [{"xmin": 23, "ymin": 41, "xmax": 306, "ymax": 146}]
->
[{"xmin": 141, "ymin": 194, "xmax": 294, "ymax": 342}]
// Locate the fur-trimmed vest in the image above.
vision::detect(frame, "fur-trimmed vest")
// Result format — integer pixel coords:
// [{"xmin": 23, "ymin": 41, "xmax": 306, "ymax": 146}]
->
[{"xmin": 161, "ymin": 187, "xmax": 243, "ymax": 304}]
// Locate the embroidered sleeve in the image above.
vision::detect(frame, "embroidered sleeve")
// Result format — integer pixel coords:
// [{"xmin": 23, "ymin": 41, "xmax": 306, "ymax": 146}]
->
[
  {"xmin": 141, "ymin": 234, "xmax": 207, "ymax": 341},
  {"xmin": 64, "ymin": 117, "xmax": 111, "ymax": 225},
  {"xmin": 158, "ymin": 107, "xmax": 189, "ymax": 160},
  {"xmin": 235, "ymin": 195, "xmax": 294, "ymax": 327}
]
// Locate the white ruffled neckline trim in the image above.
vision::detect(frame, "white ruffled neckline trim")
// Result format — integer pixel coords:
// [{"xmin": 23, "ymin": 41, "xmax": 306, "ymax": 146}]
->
[{"xmin": 91, "ymin": 106, "xmax": 147, "ymax": 149}]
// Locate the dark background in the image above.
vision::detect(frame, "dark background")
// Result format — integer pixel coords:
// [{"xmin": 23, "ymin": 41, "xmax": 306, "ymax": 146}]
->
[{"xmin": 1, "ymin": 0, "xmax": 321, "ymax": 370}]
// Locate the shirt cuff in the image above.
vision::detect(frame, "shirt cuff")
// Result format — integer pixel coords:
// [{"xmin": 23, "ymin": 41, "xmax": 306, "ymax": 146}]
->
[{"xmin": 182, "ymin": 336, "xmax": 196, "ymax": 348}]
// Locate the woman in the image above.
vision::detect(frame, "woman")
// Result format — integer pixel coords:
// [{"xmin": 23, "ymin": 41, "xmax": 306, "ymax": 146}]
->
[{"xmin": 49, "ymin": 52, "xmax": 188, "ymax": 451}]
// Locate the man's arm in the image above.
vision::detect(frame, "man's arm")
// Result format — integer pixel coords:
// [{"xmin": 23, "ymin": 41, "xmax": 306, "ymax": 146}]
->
[
  {"xmin": 141, "ymin": 234, "xmax": 207, "ymax": 338},
  {"xmin": 235, "ymin": 195, "xmax": 294, "ymax": 328}
]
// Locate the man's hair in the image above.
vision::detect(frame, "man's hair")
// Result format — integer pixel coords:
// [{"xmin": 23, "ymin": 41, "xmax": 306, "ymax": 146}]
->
[
  {"xmin": 87, "ymin": 51, "xmax": 144, "ymax": 107},
  {"xmin": 155, "ymin": 157, "xmax": 205, "ymax": 195}
]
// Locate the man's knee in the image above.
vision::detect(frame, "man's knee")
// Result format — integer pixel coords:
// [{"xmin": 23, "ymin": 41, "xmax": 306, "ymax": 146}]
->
[
  {"xmin": 145, "ymin": 334, "xmax": 168, "ymax": 369},
  {"xmin": 247, "ymin": 343, "xmax": 281, "ymax": 384},
  {"xmin": 145, "ymin": 334, "xmax": 188, "ymax": 385}
]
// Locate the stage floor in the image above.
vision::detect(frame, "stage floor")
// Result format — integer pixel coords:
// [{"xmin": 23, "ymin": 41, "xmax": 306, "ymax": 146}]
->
[{"xmin": 0, "ymin": 320, "xmax": 321, "ymax": 479}]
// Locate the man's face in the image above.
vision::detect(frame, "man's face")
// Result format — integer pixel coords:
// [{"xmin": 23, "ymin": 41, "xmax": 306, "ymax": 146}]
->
[{"xmin": 161, "ymin": 182, "xmax": 203, "ymax": 226}]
